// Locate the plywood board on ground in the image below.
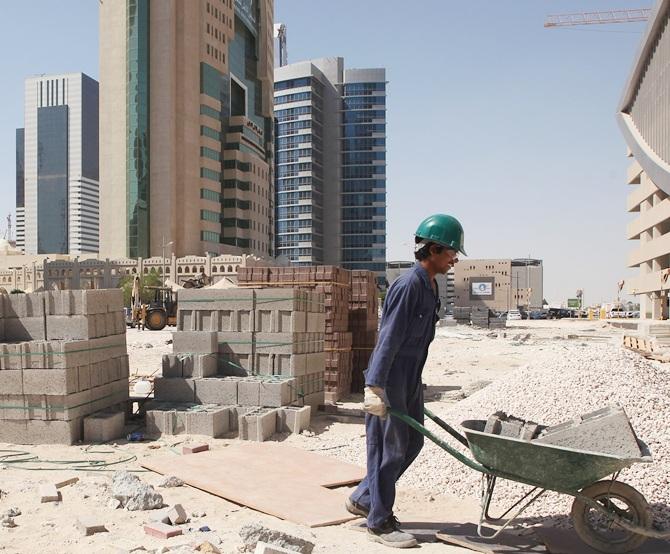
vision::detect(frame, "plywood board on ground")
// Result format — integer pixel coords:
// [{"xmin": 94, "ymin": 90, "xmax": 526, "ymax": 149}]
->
[{"xmin": 141, "ymin": 442, "xmax": 365, "ymax": 527}]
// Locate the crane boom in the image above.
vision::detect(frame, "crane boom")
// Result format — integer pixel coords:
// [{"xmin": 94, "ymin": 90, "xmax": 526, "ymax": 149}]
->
[{"xmin": 545, "ymin": 9, "xmax": 651, "ymax": 28}]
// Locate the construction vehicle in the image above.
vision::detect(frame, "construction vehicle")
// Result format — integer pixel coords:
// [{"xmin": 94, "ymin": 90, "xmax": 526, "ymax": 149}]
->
[{"xmin": 142, "ymin": 286, "xmax": 178, "ymax": 330}]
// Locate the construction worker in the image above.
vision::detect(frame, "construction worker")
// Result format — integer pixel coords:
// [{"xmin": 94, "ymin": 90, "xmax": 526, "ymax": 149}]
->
[{"xmin": 347, "ymin": 214, "xmax": 466, "ymax": 548}]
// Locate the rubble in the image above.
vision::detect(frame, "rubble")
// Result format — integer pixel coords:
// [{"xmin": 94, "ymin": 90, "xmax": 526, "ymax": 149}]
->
[
  {"xmin": 111, "ymin": 471, "xmax": 163, "ymax": 511},
  {"xmin": 238, "ymin": 523, "xmax": 314, "ymax": 553},
  {"xmin": 158, "ymin": 476, "xmax": 184, "ymax": 488}
]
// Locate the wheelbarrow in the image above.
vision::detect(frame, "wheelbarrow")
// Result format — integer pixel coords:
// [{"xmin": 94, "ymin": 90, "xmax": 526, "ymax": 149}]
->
[{"xmin": 389, "ymin": 407, "xmax": 669, "ymax": 553}]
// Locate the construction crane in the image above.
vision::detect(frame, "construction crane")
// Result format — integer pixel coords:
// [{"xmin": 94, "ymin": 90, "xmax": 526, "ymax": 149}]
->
[
  {"xmin": 274, "ymin": 23, "xmax": 287, "ymax": 67},
  {"xmin": 544, "ymin": 8, "xmax": 651, "ymax": 28}
]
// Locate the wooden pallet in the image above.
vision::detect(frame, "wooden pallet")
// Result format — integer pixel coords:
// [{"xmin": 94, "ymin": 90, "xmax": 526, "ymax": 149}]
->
[{"xmin": 623, "ymin": 335, "xmax": 654, "ymax": 353}]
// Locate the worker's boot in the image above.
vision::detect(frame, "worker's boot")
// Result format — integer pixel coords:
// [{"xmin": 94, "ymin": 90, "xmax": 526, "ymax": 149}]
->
[
  {"xmin": 345, "ymin": 497, "xmax": 369, "ymax": 518},
  {"xmin": 367, "ymin": 517, "xmax": 417, "ymax": 549}
]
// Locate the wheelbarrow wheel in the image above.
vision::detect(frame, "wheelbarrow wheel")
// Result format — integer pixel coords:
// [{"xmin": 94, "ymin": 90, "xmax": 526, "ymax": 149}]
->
[{"xmin": 571, "ymin": 480, "xmax": 650, "ymax": 554}]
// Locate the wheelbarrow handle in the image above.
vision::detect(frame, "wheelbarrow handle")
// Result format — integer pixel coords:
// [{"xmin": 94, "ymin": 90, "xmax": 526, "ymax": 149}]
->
[
  {"xmin": 387, "ymin": 407, "xmax": 488, "ymax": 474},
  {"xmin": 423, "ymin": 406, "xmax": 470, "ymax": 448}
]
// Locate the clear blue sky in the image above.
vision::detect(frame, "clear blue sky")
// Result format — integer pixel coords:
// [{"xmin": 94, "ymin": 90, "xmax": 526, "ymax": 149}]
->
[{"xmin": 0, "ymin": 1, "xmax": 652, "ymax": 305}]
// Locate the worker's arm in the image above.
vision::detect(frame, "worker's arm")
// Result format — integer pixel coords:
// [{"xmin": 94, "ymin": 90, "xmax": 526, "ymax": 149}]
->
[{"xmin": 365, "ymin": 279, "xmax": 418, "ymax": 390}]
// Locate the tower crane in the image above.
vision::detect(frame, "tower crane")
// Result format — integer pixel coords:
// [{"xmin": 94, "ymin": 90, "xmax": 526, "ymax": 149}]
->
[{"xmin": 544, "ymin": 8, "xmax": 651, "ymax": 28}]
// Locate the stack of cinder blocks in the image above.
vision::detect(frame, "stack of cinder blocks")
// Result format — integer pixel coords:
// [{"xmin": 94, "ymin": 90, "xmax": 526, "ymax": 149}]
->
[
  {"xmin": 348, "ymin": 271, "xmax": 379, "ymax": 393},
  {"xmin": 0, "ymin": 290, "xmax": 129, "ymax": 444},
  {"xmin": 148, "ymin": 286, "xmax": 320, "ymax": 441},
  {"xmin": 238, "ymin": 265, "xmax": 353, "ymax": 403},
  {"xmin": 453, "ymin": 307, "xmax": 471, "ymax": 325}
]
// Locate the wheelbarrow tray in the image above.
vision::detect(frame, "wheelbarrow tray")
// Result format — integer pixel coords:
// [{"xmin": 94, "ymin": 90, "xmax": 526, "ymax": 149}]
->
[{"xmin": 461, "ymin": 420, "xmax": 652, "ymax": 492}]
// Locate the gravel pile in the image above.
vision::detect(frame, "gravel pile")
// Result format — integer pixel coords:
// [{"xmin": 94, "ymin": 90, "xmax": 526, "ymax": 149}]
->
[{"xmin": 318, "ymin": 340, "xmax": 670, "ymax": 528}]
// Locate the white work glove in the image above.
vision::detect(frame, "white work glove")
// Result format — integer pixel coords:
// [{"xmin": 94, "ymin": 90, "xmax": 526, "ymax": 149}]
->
[{"xmin": 363, "ymin": 386, "xmax": 388, "ymax": 419}]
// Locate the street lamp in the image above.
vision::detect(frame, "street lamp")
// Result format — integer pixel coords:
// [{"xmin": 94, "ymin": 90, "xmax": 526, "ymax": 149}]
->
[{"xmin": 161, "ymin": 236, "xmax": 174, "ymax": 286}]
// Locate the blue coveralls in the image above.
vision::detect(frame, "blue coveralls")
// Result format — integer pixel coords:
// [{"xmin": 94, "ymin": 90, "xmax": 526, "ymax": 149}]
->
[{"xmin": 351, "ymin": 263, "xmax": 440, "ymax": 529}]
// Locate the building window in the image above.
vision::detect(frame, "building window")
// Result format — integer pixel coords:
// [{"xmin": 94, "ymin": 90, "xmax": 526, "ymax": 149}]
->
[
  {"xmin": 200, "ymin": 188, "xmax": 220, "ymax": 202},
  {"xmin": 200, "ymin": 146, "xmax": 221, "ymax": 161},
  {"xmin": 201, "ymin": 230, "xmax": 220, "ymax": 243},
  {"xmin": 200, "ymin": 167, "xmax": 221, "ymax": 182},
  {"xmin": 200, "ymin": 209, "xmax": 220, "ymax": 222}
]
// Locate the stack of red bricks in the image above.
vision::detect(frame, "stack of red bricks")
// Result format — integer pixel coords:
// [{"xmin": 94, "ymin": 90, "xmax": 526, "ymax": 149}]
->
[
  {"xmin": 238, "ymin": 265, "xmax": 353, "ymax": 402},
  {"xmin": 348, "ymin": 271, "xmax": 379, "ymax": 393}
]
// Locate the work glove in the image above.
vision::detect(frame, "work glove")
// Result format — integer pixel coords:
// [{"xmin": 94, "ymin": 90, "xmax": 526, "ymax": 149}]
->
[{"xmin": 363, "ymin": 386, "xmax": 388, "ymax": 419}]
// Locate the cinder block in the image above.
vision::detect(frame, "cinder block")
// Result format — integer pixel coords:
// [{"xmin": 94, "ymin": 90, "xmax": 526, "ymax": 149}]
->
[
  {"xmin": 46, "ymin": 315, "xmax": 96, "ymax": 340},
  {"xmin": 167, "ymin": 504, "xmax": 188, "ymax": 525},
  {"xmin": 195, "ymin": 377, "xmax": 238, "ymax": 405},
  {"xmin": 218, "ymin": 352, "xmax": 252, "ymax": 376},
  {"xmin": 239, "ymin": 408, "xmax": 278, "ymax": 442},
  {"xmin": 217, "ymin": 332, "xmax": 254, "ymax": 355},
  {"xmin": 0, "ymin": 343, "xmax": 23, "ymax": 370},
  {"xmin": 146, "ymin": 407, "xmax": 176, "ymax": 436},
  {"xmin": 306, "ymin": 312, "xmax": 326, "ymax": 332},
  {"xmin": 84, "ymin": 410, "xmax": 125, "ymax": 443},
  {"xmin": 162, "ymin": 354, "xmax": 182, "ymax": 378},
  {"xmin": 143, "ymin": 522, "xmax": 182, "ymax": 539},
  {"xmin": 0, "ymin": 369, "xmax": 24, "ymax": 394},
  {"xmin": 5, "ymin": 317, "xmax": 46, "ymax": 341},
  {"xmin": 172, "ymin": 331, "xmax": 217, "ymax": 355},
  {"xmin": 24, "ymin": 418, "xmax": 82, "ymax": 444},
  {"xmin": 535, "ymin": 405, "xmax": 641, "ymax": 458},
  {"xmin": 301, "ymin": 391, "xmax": 324, "ymax": 409},
  {"xmin": 186, "ymin": 406, "xmax": 230, "ymax": 437},
  {"xmin": 46, "ymin": 290, "xmax": 76, "ymax": 316},
  {"xmin": 259, "ymin": 378, "xmax": 296, "ymax": 407},
  {"xmin": 277, "ymin": 406, "xmax": 311, "ymax": 434},
  {"xmin": 39, "ymin": 483, "xmax": 61, "ymax": 503},
  {"xmin": 192, "ymin": 353, "xmax": 217, "ymax": 378},
  {"xmin": 77, "ymin": 516, "xmax": 108, "ymax": 536},
  {"xmin": 153, "ymin": 377, "xmax": 196, "ymax": 403},
  {"xmin": 238, "ymin": 379, "xmax": 260, "ymax": 406},
  {"xmin": 6, "ymin": 292, "xmax": 46, "ymax": 318},
  {"xmin": 22, "ymin": 368, "xmax": 79, "ymax": 395},
  {"xmin": 81, "ymin": 290, "xmax": 110, "ymax": 315},
  {"xmin": 229, "ymin": 406, "xmax": 253, "ymax": 432}
]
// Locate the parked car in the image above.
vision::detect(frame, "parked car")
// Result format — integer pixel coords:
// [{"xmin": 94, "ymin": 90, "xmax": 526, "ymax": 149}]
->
[
  {"xmin": 529, "ymin": 309, "xmax": 548, "ymax": 320},
  {"xmin": 626, "ymin": 310, "xmax": 640, "ymax": 318},
  {"xmin": 507, "ymin": 309, "xmax": 522, "ymax": 321},
  {"xmin": 609, "ymin": 308, "xmax": 626, "ymax": 318},
  {"xmin": 547, "ymin": 308, "xmax": 573, "ymax": 319}
]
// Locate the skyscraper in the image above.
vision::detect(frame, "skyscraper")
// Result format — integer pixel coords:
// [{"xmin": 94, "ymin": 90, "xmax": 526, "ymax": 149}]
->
[
  {"xmin": 274, "ymin": 58, "xmax": 387, "ymax": 281},
  {"xmin": 19, "ymin": 73, "xmax": 99, "ymax": 255},
  {"xmin": 99, "ymin": 0, "xmax": 275, "ymax": 260}
]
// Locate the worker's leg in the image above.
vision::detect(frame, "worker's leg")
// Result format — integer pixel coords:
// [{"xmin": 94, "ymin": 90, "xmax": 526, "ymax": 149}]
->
[
  {"xmin": 366, "ymin": 403, "xmax": 411, "ymax": 529},
  {"xmin": 396, "ymin": 381, "xmax": 424, "ymax": 480}
]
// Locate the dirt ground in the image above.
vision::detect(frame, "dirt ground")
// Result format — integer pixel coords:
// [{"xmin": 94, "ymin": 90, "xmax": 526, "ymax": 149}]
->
[{"xmin": 0, "ymin": 319, "xmax": 638, "ymax": 553}]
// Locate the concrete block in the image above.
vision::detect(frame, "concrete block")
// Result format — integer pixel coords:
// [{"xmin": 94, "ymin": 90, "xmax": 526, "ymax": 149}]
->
[
  {"xmin": 535, "ymin": 405, "xmax": 641, "ymax": 458},
  {"xmin": 153, "ymin": 377, "xmax": 196, "ymax": 403},
  {"xmin": 143, "ymin": 522, "xmax": 183, "ymax": 539},
  {"xmin": 0, "ymin": 343, "xmax": 23, "ymax": 370},
  {"xmin": 39, "ymin": 483, "xmax": 61, "ymax": 503},
  {"xmin": 192, "ymin": 353, "xmax": 217, "ymax": 378},
  {"xmin": 6, "ymin": 292, "xmax": 46, "ymax": 318},
  {"xmin": 46, "ymin": 290, "xmax": 77, "ymax": 316},
  {"xmin": 162, "ymin": 354, "xmax": 182, "ymax": 378},
  {"xmin": 0, "ymin": 418, "xmax": 82, "ymax": 444},
  {"xmin": 217, "ymin": 332, "xmax": 254, "ymax": 355},
  {"xmin": 84, "ymin": 410, "xmax": 125, "ymax": 442},
  {"xmin": 239, "ymin": 408, "xmax": 278, "ymax": 442},
  {"xmin": 186, "ymin": 406, "xmax": 230, "ymax": 437},
  {"xmin": 22, "ymin": 368, "xmax": 79, "ymax": 395},
  {"xmin": 218, "ymin": 352, "xmax": 252, "ymax": 376},
  {"xmin": 228, "ymin": 406, "xmax": 253, "ymax": 432},
  {"xmin": 46, "ymin": 315, "xmax": 96, "ymax": 340},
  {"xmin": 277, "ymin": 406, "xmax": 311, "ymax": 434},
  {"xmin": 167, "ymin": 504, "xmax": 188, "ymax": 525},
  {"xmin": 77, "ymin": 516, "xmax": 108, "ymax": 536},
  {"xmin": 0, "ymin": 369, "xmax": 24, "ymax": 394},
  {"xmin": 182, "ymin": 443, "xmax": 209, "ymax": 454},
  {"xmin": 4, "ymin": 317, "xmax": 46, "ymax": 341},
  {"xmin": 46, "ymin": 339, "xmax": 91, "ymax": 369},
  {"xmin": 81, "ymin": 290, "xmax": 110, "ymax": 315},
  {"xmin": 146, "ymin": 407, "xmax": 176, "ymax": 436},
  {"xmin": 306, "ymin": 312, "xmax": 326, "ymax": 332},
  {"xmin": 301, "ymin": 391, "xmax": 324, "ymax": 409},
  {"xmin": 238, "ymin": 379, "xmax": 260, "ymax": 406},
  {"xmin": 259, "ymin": 378, "xmax": 295, "ymax": 407},
  {"xmin": 195, "ymin": 377, "xmax": 238, "ymax": 405},
  {"xmin": 172, "ymin": 331, "xmax": 217, "ymax": 354}
]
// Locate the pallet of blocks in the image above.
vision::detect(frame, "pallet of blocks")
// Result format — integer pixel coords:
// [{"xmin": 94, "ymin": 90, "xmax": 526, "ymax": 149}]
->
[
  {"xmin": 0, "ymin": 290, "xmax": 129, "ymax": 445},
  {"xmin": 349, "ymin": 270, "xmax": 379, "ymax": 393},
  {"xmin": 453, "ymin": 306, "xmax": 471, "ymax": 325},
  {"xmin": 238, "ymin": 265, "xmax": 353, "ymax": 403},
  {"xmin": 148, "ymin": 287, "xmax": 320, "ymax": 441}
]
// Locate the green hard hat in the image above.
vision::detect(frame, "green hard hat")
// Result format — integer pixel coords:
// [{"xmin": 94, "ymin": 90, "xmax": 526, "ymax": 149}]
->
[{"xmin": 415, "ymin": 214, "xmax": 467, "ymax": 255}]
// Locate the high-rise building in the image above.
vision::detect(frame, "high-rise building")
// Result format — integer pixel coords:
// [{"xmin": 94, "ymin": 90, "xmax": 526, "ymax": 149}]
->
[
  {"xmin": 99, "ymin": 0, "xmax": 275, "ymax": 260},
  {"xmin": 15, "ymin": 129, "xmax": 25, "ymax": 251},
  {"xmin": 274, "ymin": 58, "xmax": 387, "ymax": 281},
  {"xmin": 19, "ymin": 73, "xmax": 99, "ymax": 255}
]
